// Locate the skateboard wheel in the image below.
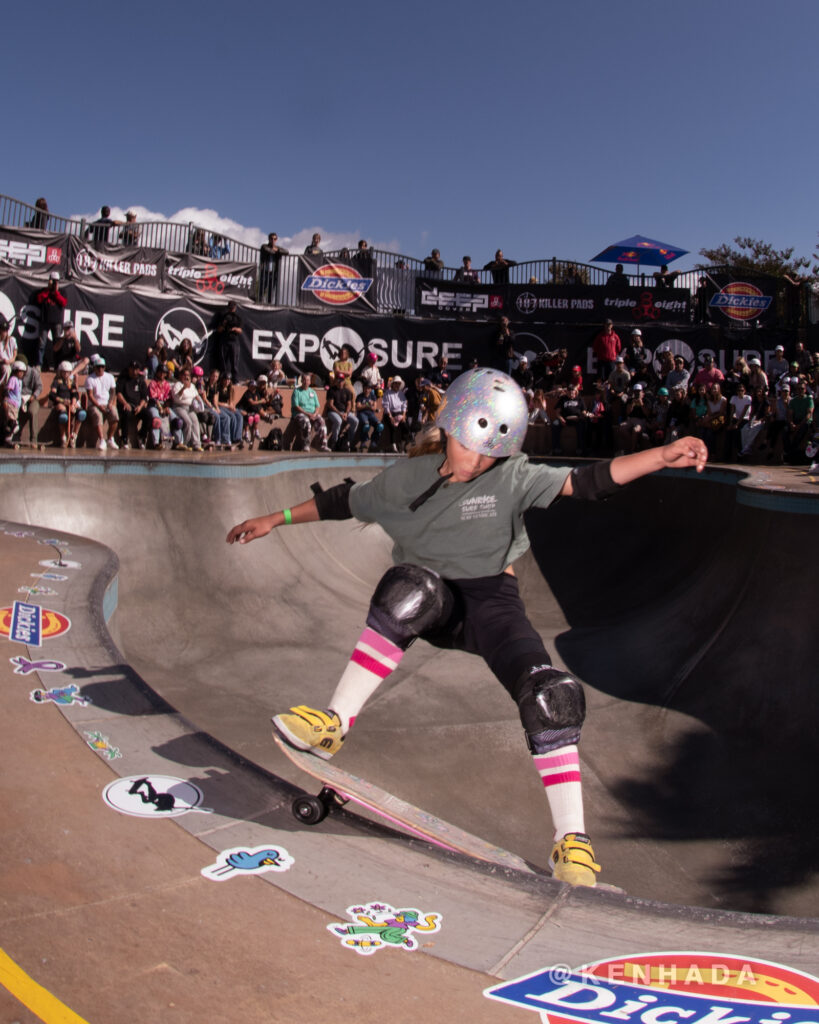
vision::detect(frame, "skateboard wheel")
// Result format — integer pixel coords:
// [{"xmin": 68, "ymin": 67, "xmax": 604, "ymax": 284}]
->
[{"xmin": 292, "ymin": 794, "xmax": 328, "ymax": 825}]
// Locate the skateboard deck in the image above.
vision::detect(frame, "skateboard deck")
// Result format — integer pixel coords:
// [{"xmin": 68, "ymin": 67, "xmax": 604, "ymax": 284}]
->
[{"xmin": 273, "ymin": 731, "xmax": 534, "ymax": 874}]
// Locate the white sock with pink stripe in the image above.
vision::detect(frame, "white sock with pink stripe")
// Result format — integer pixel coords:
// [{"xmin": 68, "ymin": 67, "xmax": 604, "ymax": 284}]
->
[
  {"xmin": 329, "ymin": 626, "xmax": 405, "ymax": 733},
  {"xmin": 532, "ymin": 745, "xmax": 585, "ymax": 840}
]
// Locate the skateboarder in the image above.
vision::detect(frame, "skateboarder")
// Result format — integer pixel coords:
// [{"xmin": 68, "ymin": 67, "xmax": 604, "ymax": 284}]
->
[{"xmin": 227, "ymin": 368, "xmax": 708, "ymax": 886}]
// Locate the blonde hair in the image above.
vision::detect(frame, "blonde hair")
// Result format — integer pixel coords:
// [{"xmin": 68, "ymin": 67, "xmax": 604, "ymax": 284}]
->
[{"xmin": 408, "ymin": 425, "xmax": 445, "ymax": 457}]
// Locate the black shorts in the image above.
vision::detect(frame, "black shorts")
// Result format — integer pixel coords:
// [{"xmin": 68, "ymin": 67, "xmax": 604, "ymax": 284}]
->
[{"xmin": 422, "ymin": 573, "xmax": 551, "ymax": 700}]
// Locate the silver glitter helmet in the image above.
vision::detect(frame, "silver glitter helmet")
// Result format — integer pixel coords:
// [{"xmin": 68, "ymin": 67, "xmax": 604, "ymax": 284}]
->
[{"xmin": 435, "ymin": 368, "xmax": 529, "ymax": 457}]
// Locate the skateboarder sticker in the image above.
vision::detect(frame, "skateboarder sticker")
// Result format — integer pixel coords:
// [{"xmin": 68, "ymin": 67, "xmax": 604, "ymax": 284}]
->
[
  {"xmin": 102, "ymin": 776, "xmax": 212, "ymax": 818},
  {"xmin": 328, "ymin": 902, "xmax": 442, "ymax": 955},
  {"xmin": 30, "ymin": 683, "xmax": 89, "ymax": 706}
]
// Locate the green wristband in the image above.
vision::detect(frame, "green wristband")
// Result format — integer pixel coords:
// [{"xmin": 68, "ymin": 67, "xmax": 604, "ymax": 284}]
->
[{"xmin": 282, "ymin": 508, "xmax": 293, "ymax": 525}]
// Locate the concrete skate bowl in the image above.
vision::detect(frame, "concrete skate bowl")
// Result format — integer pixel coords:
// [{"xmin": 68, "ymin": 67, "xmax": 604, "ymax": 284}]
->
[{"xmin": 0, "ymin": 456, "xmax": 816, "ymax": 922}]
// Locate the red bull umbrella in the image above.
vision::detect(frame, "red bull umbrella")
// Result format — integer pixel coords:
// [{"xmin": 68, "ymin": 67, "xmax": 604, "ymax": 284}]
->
[{"xmin": 590, "ymin": 234, "xmax": 688, "ymax": 271}]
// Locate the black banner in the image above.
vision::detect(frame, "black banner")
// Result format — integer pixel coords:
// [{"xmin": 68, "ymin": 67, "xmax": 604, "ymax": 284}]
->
[
  {"xmin": 164, "ymin": 251, "xmax": 256, "ymax": 300},
  {"xmin": 415, "ymin": 278, "xmax": 502, "ymax": 318},
  {"xmin": 595, "ymin": 285, "xmax": 691, "ymax": 325},
  {"xmin": 416, "ymin": 278, "xmax": 691, "ymax": 324},
  {"xmin": 0, "ymin": 228, "xmax": 68, "ymax": 281},
  {"xmin": 0, "ymin": 271, "xmax": 804, "ymax": 383},
  {"xmin": 66, "ymin": 236, "xmax": 165, "ymax": 289}
]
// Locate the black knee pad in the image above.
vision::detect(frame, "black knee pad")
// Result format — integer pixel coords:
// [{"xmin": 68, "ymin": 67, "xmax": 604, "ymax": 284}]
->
[
  {"xmin": 366, "ymin": 564, "xmax": 453, "ymax": 648},
  {"xmin": 515, "ymin": 665, "xmax": 586, "ymax": 754}
]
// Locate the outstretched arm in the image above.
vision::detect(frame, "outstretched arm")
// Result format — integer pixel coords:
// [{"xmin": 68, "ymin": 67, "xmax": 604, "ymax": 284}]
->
[
  {"xmin": 226, "ymin": 496, "xmax": 320, "ymax": 544},
  {"xmin": 610, "ymin": 436, "xmax": 708, "ymax": 485},
  {"xmin": 560, "ymin": 436, "xmax": 708, "ymax": 497}
]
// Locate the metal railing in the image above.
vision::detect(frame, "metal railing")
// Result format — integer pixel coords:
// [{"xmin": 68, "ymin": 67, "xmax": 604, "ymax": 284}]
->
[
  {"xmin": 0, "ymin": 194, "xmax": 260, "ymax": 264},
  {"xmin": 1, "ymin": 193, "xmax": 810, "ymax": 324},
  {"xmin": 0, "ymin": 195, "xmax": 79, "ymax": 236}
]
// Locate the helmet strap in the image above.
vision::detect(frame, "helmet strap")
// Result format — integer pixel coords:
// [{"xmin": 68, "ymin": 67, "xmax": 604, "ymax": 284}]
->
[{"xmin": 409, "ymin": 471, "xmax": 453, "ymax": 512}]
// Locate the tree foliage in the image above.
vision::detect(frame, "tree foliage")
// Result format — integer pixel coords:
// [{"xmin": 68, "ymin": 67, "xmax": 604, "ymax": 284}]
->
[{"xmin": 697, "ymin": 237, "xmax": 813, "ymax": 279}]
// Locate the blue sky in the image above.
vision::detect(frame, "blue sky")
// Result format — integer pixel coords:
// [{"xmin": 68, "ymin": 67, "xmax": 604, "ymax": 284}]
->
[{"xmin": 5, "ymin": 0, "xmax": 817, "ymax": 272}]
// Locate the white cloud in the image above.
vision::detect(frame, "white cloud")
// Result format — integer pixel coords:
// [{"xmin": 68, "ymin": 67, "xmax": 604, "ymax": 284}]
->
[{"xmin": 73, "ymin": 205, "xmax": 402, "ymax": 256}]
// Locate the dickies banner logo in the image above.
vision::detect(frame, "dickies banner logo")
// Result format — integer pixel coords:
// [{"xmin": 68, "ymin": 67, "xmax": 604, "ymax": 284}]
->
[
  {"xmin": 301, "ymin": 263, "xmax": 373, "ymax": 306},
  {"xmin": 484, "ymin": 951, "xmax": 819, "ymax": 1022},
  {"xmin": 0, "ymin": 603, "xmax": 71, "ymax": 646},
  {"xmin": 709, "ymin": 282, "xmax": 772, "ymax": 322}
]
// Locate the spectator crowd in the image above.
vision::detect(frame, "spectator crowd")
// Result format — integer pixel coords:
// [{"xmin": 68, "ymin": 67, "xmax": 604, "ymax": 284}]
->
[
  {"xmin": 2, "ymin": 309, "xmax": 817, "ymax": 466},
  {"xmin": 1, "ymin": 231, "xmax": 816, "ymax": 464},
  {"xmin": 3, "ymin": 318, "xmax": 816, "ymax": 468},
  {"xmin": 511, "ymin": 319, "xmax": 817, "ymax": 468},
  {"xmin": 0, "ymin": 321, "xmax": 457, "ymax": 454}
]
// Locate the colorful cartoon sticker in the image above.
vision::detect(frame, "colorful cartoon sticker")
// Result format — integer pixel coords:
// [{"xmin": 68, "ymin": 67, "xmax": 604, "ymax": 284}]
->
[
  {"xmin": 32, "ymin": 572, "xmax": 68, "ymax": 582},
  {"xmin": 201, "ymin": 845, "xmax": 295, "ymax": 881},
  {"xmin": 485, "ymin": 951, "xmax": 819, "ymax": 1020},
  {"xmin": 4, "ymin": 529, "xmax": 35, "ymax": 538},
  {"xmin": 30, "ymin": 684, "xmax": 89, "ymax": 706},
  {"xmin": 328, "ymin": 902, "xmax": 442, "ymax": 955},
  {"xmin": 102, "ymin": 776, "xmax": 212, "ymax": 818},
  {"xmin": 18, "ymin": 586, "xmax": 58, "ymax": 597},
  {"xmin": 85, "ymin": 731, "xmax": 122, "ymax": 760},
  {"xmin": 11, "ymin": 655, "xmax": 67, "ymax": 675}
]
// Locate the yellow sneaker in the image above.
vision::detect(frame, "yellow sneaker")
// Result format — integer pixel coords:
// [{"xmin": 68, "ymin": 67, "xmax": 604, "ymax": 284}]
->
[
  {"xmin": 550, "ymin": 832, "xmax": 601, "ymax": 887},
  {"xmin": 272, "ymin": 705, "xmax": 344, "ymax": 759}
]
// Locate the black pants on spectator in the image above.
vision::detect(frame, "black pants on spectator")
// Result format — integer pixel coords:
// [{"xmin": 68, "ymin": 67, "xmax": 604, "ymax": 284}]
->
[
  {"xmin": 765, "ymin": 419, "xmax": 787, "ymax": 452},
  {"xmin": 260, "ymin": 271, "xmax": 278, "ymax": 304},
  {"xmin": 384, "ymin": 416, "xmax": 411, "ymax": 451},
  {"xmin": 119, "ymin": 406, "xmax": 151, "ymax": 445},
  {"xmin": 784, "ymin": 422, "xmax": 811, "ymax": 463},
  {"xmin": 220, "ymin": 339, "xmax": 239, "ymax": 381}
]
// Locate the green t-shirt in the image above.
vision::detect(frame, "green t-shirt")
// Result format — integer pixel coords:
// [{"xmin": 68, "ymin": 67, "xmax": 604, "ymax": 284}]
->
[
  {"xmin": 349, "ymin": 453, "xmax": 569, "ymax": 580},
  {"xmin": 789, "ymin": 395, "xmax": 814, "ymax": 423},
  {"xmin": 292, "ymin": 387, "xmax": 320, "ymax": 417}
]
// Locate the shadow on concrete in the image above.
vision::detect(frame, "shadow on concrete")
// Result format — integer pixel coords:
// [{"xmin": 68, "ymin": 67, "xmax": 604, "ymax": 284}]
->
[
  {"xmin": 63, "ymin": 663, "xmax": 176, "ymax": 715},
  {"xmin": 529, "ymin": 474, "xmax": 819, "ymax": 914}
]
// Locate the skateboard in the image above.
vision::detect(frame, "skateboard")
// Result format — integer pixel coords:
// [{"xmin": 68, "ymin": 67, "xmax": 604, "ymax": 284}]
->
[
  {"xmin": 4, "ymin": 439, "xmax": 45, "ymax": 451},
  {"xmin": 272, "ymin": 732, "xmax": 535, "ymax": 873}
]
